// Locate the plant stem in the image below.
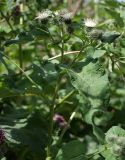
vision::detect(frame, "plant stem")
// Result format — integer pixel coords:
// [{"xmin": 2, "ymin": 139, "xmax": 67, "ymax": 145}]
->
[
  {"xmin": 94, "ymin": 0, "xmax": 99, "ymax": 21},
  {"xmin": 87, "ymin": 146, "xmax": 109, "ymax": 159},
  {"xmin": 19, "ymin": 3, "xmax": 24, "ymax": 70},
  {"xmin": 46, "ymin": 76, "xmax": 62, "ymax": 159},
  {"xmin": 61, "ymin": 25, "xmax": 64, "ymax": 63},
  {"xmin": 48, "ymin": 51, "xmax": 80, "ymax": 61},
  {"xmin": 57, "ymin": 89, "xmax": 75, "ymax": 106},
  {"xmin": 19, "ymin": 44, "xmax": 23, "ymax": 69},
  {"xmin": 69, "ymin": 44, "xmax": 85, "ymax": 67}
]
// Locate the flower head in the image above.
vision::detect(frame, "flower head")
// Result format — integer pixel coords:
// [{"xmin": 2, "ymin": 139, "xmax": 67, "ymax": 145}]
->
[
  {"xmin": 0, "ymin": 129, "xmax": 5, "ymax": 143},
  {"xmin": 84, "ymin": 18, "xmax": 97, "ymax": 28},
  {"xmin": 59, "ymin": 10, "xmax": 73, "ymax": 24},
  {"xmin": 53, "ymin": 114, "xmax": 68, "ymax": 127},
  {"xmin": 35, "ymin": 9, "xmax": 52, "ymax": 22}
]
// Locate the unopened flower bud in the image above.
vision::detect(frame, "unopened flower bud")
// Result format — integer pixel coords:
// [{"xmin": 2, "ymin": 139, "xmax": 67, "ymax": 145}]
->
[
  {"xmin": 89, "ymin": 29, "xmax": 102, "ymax": 39},
  {"xmin": 67, "ymin": 25, "xmax": 74, "ymax": 34}
]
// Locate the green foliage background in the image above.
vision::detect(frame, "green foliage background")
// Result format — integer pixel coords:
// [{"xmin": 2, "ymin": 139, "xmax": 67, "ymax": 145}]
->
[{"xmin": 0, "ymin": 0, "xmax": 125, "ymax": 160}]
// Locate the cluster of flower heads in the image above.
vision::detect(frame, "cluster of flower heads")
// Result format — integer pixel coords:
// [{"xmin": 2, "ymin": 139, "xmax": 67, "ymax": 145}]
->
[
  {"xmin": 35, "ymin": 10, "xmax": 98, "ymax": 36},
  {"xmin": 0, "ymin": 129, "xmax": 5, "ymax": 143},
  {"xmin": 35, "ymin": 9, "xmax": 74, "ymax": 24},
  {"xmin": 35, "ymin": 9, "xmax": 97, "ymax": 28}
]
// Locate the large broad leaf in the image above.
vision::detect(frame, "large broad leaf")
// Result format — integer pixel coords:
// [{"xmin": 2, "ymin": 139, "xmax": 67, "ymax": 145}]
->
[
  {"xmin": 69, "ymin": 59, "xmax": 109, "ymax": 108},
  {"xmin": 92, "ymin": 50, "xmax": 106, "ymax": 59},
  {"xmin": 0, "ymin": 60, "xmax": 59, "ymax": 99},
  {"xmin": 1, "ymin": 109, "xmax": 48, "ymax": 154},
  {"xmin": 104, "ymin": 0, "xmax": 120, "ymax": 8},
  {"xmin": 86, "ymin": 47, "xmax": 106, "ymax": 59},
  {"xmin": 55, "ymin": 140, "xmax": 86, "ymax": 160},
  {"xmin": 5, "ymin": 32, "xmax": 34, "ymax": 46},
  {"xmin": 105, "ymin": 8, "xmax": 124, "ymax": 28},
  {"xmin": 84, "ymin": 108, "xmax": 112, "ymax": 144},
  {"xmin": 84, "ymin": 109, "xmax": 113, "ymax": 126}
]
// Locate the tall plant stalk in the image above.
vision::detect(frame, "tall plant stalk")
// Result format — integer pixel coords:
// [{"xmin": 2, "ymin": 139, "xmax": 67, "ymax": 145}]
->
[
  {"xmin": 19, "ymin": 44, "xmax": 23, "ymax": 70},
  {"xmin": 46, "ymin": 76, "xmax": 62, "ymax": 159}
]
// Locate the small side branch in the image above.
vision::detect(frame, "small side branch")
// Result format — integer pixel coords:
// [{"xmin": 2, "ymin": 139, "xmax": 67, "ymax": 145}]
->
[{"xmin": 48, "ymin": 51, "xmax": 80, "ymax": 61}]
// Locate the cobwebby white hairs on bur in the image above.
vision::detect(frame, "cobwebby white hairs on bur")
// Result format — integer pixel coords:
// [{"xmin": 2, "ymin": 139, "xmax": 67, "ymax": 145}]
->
[{"xmin": 35, "ymin": 10, "xmax": 52, "ymax": 21}]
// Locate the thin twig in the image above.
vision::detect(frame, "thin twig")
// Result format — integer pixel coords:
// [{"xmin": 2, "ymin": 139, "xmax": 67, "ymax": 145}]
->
[
  {"xmin": 19, "ymin": 44, "xmax": 23, "ymax": 70},
  {"xmin": 48, "ymin": 51, "xmax": 80, "ymax": 61},
  {"xmin": 61, "ymin": 26, "xmax": 64, "ymax": 63},
  {"xmin": 56, "ymin": 89, "xmax": 75, "ymax": 106}
]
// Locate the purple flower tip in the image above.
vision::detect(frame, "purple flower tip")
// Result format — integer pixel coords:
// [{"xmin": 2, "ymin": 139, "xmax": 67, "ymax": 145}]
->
[
  {"xmin": 53, "ymin": 114, "xmax": 65, "ymax": 123},
  {"xmin": 53, "ymin": 114, "xmax": 68, "ymax": 127}
]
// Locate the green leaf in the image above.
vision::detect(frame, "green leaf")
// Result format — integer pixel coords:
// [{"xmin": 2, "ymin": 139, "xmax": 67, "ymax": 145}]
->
[
  {"xmin": 84, "ymin": 109, "xmax": 113, "ymax": 126},
  {"xmin": 93, "ymin": 125, "xmax": 105, "ymax": 144},
  {"xmin": 105, "ymin": 9, "xmax": 124, "ymax": 27},
  {"xmin": 104, "ymin": 0, "xmax": 119, "ymax": 8},
  {"xmin": 68, "ymin": 59, "xmax": 109, "ymax": 108},
  {"xmin": 93, "ymin": 50, "xmax": 106, "ymax": 59},
  {"xmin": 1, "ymin": 109, "xmax": 48, "ymax": 154},
  {"xmin": 101, "ymin": 31, "xmax": 120, "ymax": 43},
  {"xmin": 87, "ymin": 47, "xmax": 106, "ymax": 59},
  {"xmin": 1, "ymin": 158, "xmax": 6, "ymax": 160},
  {"xmin": 55, "ymin": 140, "xmax": 86, "ymax": 160},
  {"xmin": 5, "ymin": 32, "xmax": 34, "ymax": 46}
]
